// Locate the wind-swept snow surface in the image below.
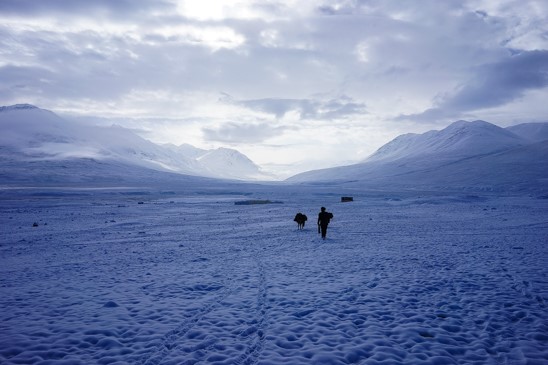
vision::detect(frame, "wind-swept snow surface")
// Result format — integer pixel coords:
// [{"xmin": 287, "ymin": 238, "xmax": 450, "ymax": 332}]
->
[{"xmin": 1, "ymin": 189, "xmax": 547, "ymax": 364}]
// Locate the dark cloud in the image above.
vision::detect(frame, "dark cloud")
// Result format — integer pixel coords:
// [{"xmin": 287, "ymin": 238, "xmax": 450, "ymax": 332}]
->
[
  {"xmin": 0, "ymin": 24, "xmax": 184, "ymax": 101},
  {"xmin": 238, "ymin": 96, "xmax": 367, "ymax": 120},
  {"xmin": 397, "ymin": 50, "xmax": 548, "ymax": 122},
  {"xmin": 1, "ymin": 0, "xmax": 546, "ymax": 137},
  {"xmin": 0, "ymin": 53, "xmax": 133, "ymax": 101},
  {"xmin": 202, "ymin": 122, "xmax": 288, "ymax": 143},
  {"xmin": 0, "ymin": 64, "xmax": 53, "ymax": 84},
  {"xmin": 0, "ymin": 65, "xmax": 55, "ymax": 99},
  {"xmin": 0, "ymin": 0, "xmax": 510, "ymax": 114},
  {"xmin": 445, "ymin": 50, "xmax": 548, "ymax": 109},
  {"xmin": 395, "ymin": 108, "xmax": 463, "ymax": 123},
  {"xmin": 0, "ymin": 0, "xmax": 173, "ymax": 18}
]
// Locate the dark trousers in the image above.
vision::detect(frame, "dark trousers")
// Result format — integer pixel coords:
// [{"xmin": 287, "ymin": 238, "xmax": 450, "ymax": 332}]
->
[{"xmin": 320, "ymin": 224, "xmax": 328, "ymax": 238}]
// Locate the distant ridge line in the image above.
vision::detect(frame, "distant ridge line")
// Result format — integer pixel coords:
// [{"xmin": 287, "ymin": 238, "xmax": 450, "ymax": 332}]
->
[{"xmin": 0, "ymin": 104, "xmax": 39, "ymax": 112}]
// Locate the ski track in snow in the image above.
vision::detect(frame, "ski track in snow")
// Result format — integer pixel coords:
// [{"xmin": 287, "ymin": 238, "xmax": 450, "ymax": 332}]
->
[{"xmin": 0, "ymin": 191, "xmax": 547, "ymax": 365}]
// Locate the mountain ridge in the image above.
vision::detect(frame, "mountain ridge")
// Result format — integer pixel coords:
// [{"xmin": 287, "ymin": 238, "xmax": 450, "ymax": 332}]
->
[
  {"xmin": 0, "ymin": 104, "xmax": 272, "ymax": 182},
  {"xmin": 366, "ymin": 120, "xmax": 525, "ymax": 163},
  {"xmin": 288, "ymin": 119, "xmax": 548, "ymax": 192},
  {"xmin": 2, "ymin": 104, "xmax": 545, "ymax": 191}
]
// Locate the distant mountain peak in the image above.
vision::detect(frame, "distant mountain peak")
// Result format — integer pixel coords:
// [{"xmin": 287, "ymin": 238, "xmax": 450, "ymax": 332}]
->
[
  {"xmin": 0, "ymin": 105, "xmax": 274, "ymax": 181},
  {"xmin": 506, "ymin": 122, "xmax": 548, "ymax": 143},
  {"xmin": 198, "ymin": 147, "xmax": 255, "ymax": 165},
  {"xmin": 0, "ymin": 104, "xmax": 40, "ymax": 112},
  {"xmin": 445, "ymin": 119, "xmax": 498, "ymax": 131},
  {"xmin": 196, "ymin": 147, "xmax": 269, "ymax": 180},
  {"xmin": 288, "ymin": 119, "xmax": 546, "ymax": 191},
  {"xmin": 366, "ymin": 119, "xmax": 523, "ymax": 163}
]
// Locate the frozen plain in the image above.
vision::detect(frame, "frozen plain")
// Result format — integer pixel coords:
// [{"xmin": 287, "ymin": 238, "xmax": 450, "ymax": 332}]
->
[{"xmin": 1, "ymin": 186, "xmax": 547, "ymax": 365}]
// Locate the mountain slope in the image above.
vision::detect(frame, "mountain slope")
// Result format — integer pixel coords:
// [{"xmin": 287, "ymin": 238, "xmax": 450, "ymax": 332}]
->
[
  {"xmin": 506, "ymin": 122, "xmax": 548, "ymax": 143},
  {"xmin": 288, "ymin": 120, "xmax": 548, "ymax": 192},
  {"xmin": 197, "ymin": 147, "xmax": 273, "ymax": 181},
  {"xmin": 0, "ymin": 104, "xmax": 271, "ymax": 182},
  {"xmin": 0, "ymin": 104, "xmax": 204, "ymax": 174},
  {"xmin": 164, "ymin": 143, "xmax": 208, "ymax": 159},
  {"xmin": 162, "ymin": 144, "xmax": 272, "ymax": 180},
  {"xmin": 366, "ymin": 120, "xmax": 524, "ymax": 163},
  {"xmin": 0, "ymin": 147, "xmax": 206, "ymax": 187}
]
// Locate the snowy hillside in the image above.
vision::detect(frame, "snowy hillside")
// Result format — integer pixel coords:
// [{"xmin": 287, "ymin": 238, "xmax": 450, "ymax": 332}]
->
[
  {"xmin": 366, "ymin": 120, "xmax": 524, "ymax": 163},
  {"xmin": 162, "ymin": 143, "xmax": 273, "ymax": 181},
  {"xmin": 0, "ymin": 104, "xmax": 271, "ymax": 182},
  {"xmin": 506, "ymin": 122, "xmax": 548, "ymax": 143},
  {"xmin": 164, "ymin": 143, "xmax": 208, "ymax": 159},
  {"xmin": 288, "ymin": 120, "xmax": 548, "ymax": 192},
  {"xmin": 198, "ymin": 147, "xmax": 275, "ymax": 181}
]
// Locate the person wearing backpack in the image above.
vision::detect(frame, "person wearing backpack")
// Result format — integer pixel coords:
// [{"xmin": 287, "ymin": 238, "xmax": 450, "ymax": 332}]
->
[{"xmin": 317, "ymin": 206, "xmax": 333, "ymax": 240}]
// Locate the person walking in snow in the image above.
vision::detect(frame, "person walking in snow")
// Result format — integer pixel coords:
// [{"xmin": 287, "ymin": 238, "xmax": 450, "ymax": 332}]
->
[{"xmin": 317, "ymin": 207, "xmax": 333, "ymax": 240}]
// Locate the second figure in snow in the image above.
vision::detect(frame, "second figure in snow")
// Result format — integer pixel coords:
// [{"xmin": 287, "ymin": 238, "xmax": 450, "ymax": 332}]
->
[{"xmin": 317, "ymin": 207, "xmax": 333, "ymax": 240}]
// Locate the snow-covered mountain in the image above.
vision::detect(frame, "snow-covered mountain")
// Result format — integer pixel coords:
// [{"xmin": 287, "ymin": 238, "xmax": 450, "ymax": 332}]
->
[
  {"xmin": 367, "ymin": 120, "xmax": 524, "ymax": 163},
  {"xmin": 198, "ymin": 147, "xmax": 275, "ymax": 181},
  {"xmin": 506, "ymin": 122, "xmax": 548, "ymax": 143},
  {"xmin": 164, "ymin": 143, "xmax": 208, "ymax": 160},
  {"xmin": 163, "ymin": 143, "xmax": 275, "ymax": 181},
  {"xmin": 0, "ymin": 104, "xmax": 272, "ymax": 183},
  {"xmin": 288, "ymin": 120, "xmax": 548, "ymax": 192}
]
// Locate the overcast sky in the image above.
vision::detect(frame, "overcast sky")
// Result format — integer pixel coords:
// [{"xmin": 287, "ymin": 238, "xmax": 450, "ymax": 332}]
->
[{"xmin": 1, "ymin": 0, "xmax": 547, "ymax": 178}]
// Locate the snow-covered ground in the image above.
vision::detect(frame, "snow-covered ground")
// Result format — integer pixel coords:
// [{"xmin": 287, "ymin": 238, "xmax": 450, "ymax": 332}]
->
[{"xmin": 1, "ymin": 187, "xmax": 547, "ymax": 364}]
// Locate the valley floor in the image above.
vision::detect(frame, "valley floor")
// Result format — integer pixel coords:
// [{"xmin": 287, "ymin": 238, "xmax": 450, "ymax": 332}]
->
[{"xmin": 0, "ymin": 188, "xmax": 547, "ymax": 364}]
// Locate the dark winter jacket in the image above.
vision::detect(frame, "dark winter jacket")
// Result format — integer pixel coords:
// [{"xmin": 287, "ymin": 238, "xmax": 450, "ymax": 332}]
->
[{"xmin": 317, "ymin": 211, "xmax": 333, "ymax": 226}]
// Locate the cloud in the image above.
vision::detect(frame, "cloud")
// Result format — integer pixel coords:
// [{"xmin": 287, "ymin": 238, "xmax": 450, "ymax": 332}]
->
[
  {"xmin": 446, "ymin": 50, "xmax": 548, "ymax": 109},
  {"xmin": 0, "ymin": 65, "xmax": 56, "ymax": 100},
  {"xmin": 0, "ymin": 0, "xmax": 173, "ymax": 18},
  {"xmin": 1, "ymin": 0, "xmax": 525, "ymax": 116},
  {"xmin": 236, "ymin": 96, "xmax": 367, "ymax": 120},
  {"xmin": 1, "ymin": 0, "xmax": 548, "ymax": 176},
  {"xmin": 397, "ymin": 50, "xmax": 548, "ymax": 122},
  {"xmin": 202, "ymin": 122, "xmax": 289, "ymax": 143}
]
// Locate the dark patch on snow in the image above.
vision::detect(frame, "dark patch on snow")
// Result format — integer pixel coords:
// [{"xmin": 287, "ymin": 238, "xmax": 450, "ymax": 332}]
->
[
  {"xmin": 293, "ymin": 309, "xmax": 315, "ymax": 318},
  {"xmin": 103, "ymin": 301, "xmax": 119, "ymax": 308},
  {"xmin": 234, "ymin": 199, "xmax": 283, "ymax": 205}
]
